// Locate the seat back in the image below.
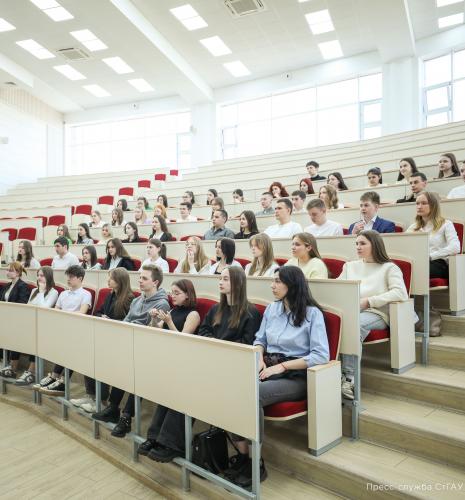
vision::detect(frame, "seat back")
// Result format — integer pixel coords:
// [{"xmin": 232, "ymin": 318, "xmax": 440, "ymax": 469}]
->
[
  {"xmin": 166, "ymin": 257, "xmax": 178, "ymax": 273},
  {"xmin": 394, "ymin": 224, "xmax": 404, "ymax": 233},
  {"xmin": 453, "ymin": 221, "xmax": 464, "ymax": 253},
  {"xmin": 275, "ymin": 257, "xmax": 288, "ymax": 266},
  {"xmin": 154, "ymin": 173, "xmax": 166, "ymax": 181},
  {"xmin": 196, "ymin": 297, "xmax": 218, "ymax": 322},
  {"xmin": 48, "ymin": 215, "xmax": 66, "ymax": 226},
  {"xmin": 132, "ymin": 257, "xmax": 142, "ymax": 270},
  {"xmin": 2, "ymin": 228, "xmax": 18, "ymax": 241},
  {"xmin": 40, "ymin": 258, "xmax": 53, "ymax": 266},
  {"xmin": 322, "ymin": 257, "xmax": 345, "ymax": 279},
  {"xmin": 138, "ymin": 179, "xmax": 151, "ymax": 189},
  {"xmin": 180, "ymin": 234, "xmax": 204, "ymax": 241},
  {"xmin": 98, "ymin": 195, "xmax": 114, "ymax": 205},
  {"xmin": 169, "ymin": 169, "xmax": 179, "ymax": 177},
  {"xmin": 75, "ymin": 204, "xmax": 93, "ymax": 216},
  {"xmin": 34, "ymin": 216, "xmax": 47, "ymax": 227},
  {"xmin": 17, "ymin": 227, "xmax": 37, "ymax": 241},
  {"xmin": 84, "ymin": 286, "xmax": 96, "ymax": 314},
  {"xmin": 118, "ymin": 187, "xmax": 134, "ymax": 196},
  {"xmin": 236, "ymin": 257, "xmax": 251, "ymax": 269},
  {"xmin": 93, "ymin": 287, "xmax": 111, "ymax": 315},
  {"xmin": 391, "ymin": 258, "xmax": 412, "ymax": 295},
  {"xmin": 322, "ymin": 309, "xmax": 342, "ymax": 361}
]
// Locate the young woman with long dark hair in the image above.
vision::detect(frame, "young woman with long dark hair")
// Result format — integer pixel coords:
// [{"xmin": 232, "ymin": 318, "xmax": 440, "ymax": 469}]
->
[
  {"xmin": 397, "ymin": 157, "xmax": 418, "ymax": 182},
  {"xmin": 149, "ymin": 215, "xmax": 172, "ymax": 242},
  {"xmin": 139, "ymin": 238, "xmax": 169, "ymax": 273},
  {"xmin": 16, "ymin": 240, "xmax": 40, "ymax": 269},
  {"xmin": 327, "ymin": 172, "xmax": 348, "ymax": 191},
  {"xmin": 122, "ymin": 222, "xmax": 143, "ymax": 243},
  {"xmin": 234, "ymin": 210, "xmax": 259, "ymax": 239},
  {"xmin": 209, "ymin": 237, "xmax": 242, "ymax": 274},
  {"xmin": 76, "ymin": 223, "xmax": 93, "ymax": 245},
  {"xmin": 81, "ymin": 245, "xmax": 101, "ymax": 270},
  {"xmin": 101, "ymin": 238, "xmax": 134, "ymax": 271},
  {"xmin": 437, "ymin": 153, "xmax": 460, "ymax": 179}
]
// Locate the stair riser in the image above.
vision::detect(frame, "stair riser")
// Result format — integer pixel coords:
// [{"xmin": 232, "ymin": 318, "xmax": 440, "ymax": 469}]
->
[
  {"xmin": 417, "ymin": 344, "xmax": 465, "ymax": 370},
  {"xmin": 440, "ymin": 318, "xmax": 465, "ymax": 337}
]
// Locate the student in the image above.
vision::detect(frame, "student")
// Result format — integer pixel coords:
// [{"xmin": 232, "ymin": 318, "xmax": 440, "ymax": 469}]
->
[
  {"xmin": 122, "ymin": 222, "xmax": 143, "ymax": 243},
  {"xmin": 34, "ymin": 266, "xmax": 92, "ymax": 396},
  {"xmin": 111, "ymin": 208, "xmax": 125, "ymax": 227},
  {"xmin": 93, "ymin": 265, "xmax": 170, "ymax": 437},
  {"xmin": 447, "ymin": 162, "xmax": 465, "ymax": 199},
  {"xmin": 144, "ymin": 267, "xmax": 261, "ymax": 463},
  {"xmin": 244, "ymin": 233, "xmax": 279, "ymax": 277},
  {"xmin": 299, "ymin": 178, "xmax": 315, "ymax": 195},
  {"xmin": 206, "ymin": 188, "xmax": 218, "ymax": 205},
  {"xmin": 210, "ymin": 197, "xmax": 225, "ymax": 219},
  {"xmin": 291, "ymin": 190, "xmax": 307, "ymax": 214},
  {"xmin": 204, "ymin": 209, "xmax": 235, "ymax": 240},
  {"xmin": 176, "ymin": 202, "xmax": 198, "ymax": 222},
  {"xmin": 101, "ymin": 238, "xmax": 134, "ymax": 271},
  {"xmin": 57, "ymin": 224, "xmax": 73, "ymax": 246},
  {"xmin": 255, "ymin": 192, "xmax": 274, "ymax": 217},
  {"xmin": 134, "ymin": 207, "xmax": 151, "ymax": 225},
  {"xmin": 349, "ymin": 192, "xmax": 395, "ymax": 235},
  {"xmin": 51, "ymin": 237, "xmax": 80, "ymax": 270},
  {"xmin": 139, "ymin": 238, "xmax": 169, "ymax": 273},
  {"xmin": 367, "ymin": 167, "xmax": 383, "ymax": 187},
  {"xmin": 16, "ymin": 240, "xmax": 40, "ymax": 269},
  {"xmin": 304, "ymin": 199, "xmax": 343, "ymax": 237},
  {"xmin": 229, "ymin": 265, "xmax": 329, "ymax": 487},
  {"xmin": 98, "ymin": 223, "xmax": 113, "ymax": 244},
  {"xmin": 74, "ymin": 268, "xmax": 134, "ymax": 413},
  {"xmin": 117, "ymin": 199, "xmax": 129, "ymax": 211},
  {"xmin": 0, "ymin": 265, "xmax": 56, "ymax": 384},
  {"xmin": 157, "ymin": 194, "xmax": 168, "ymax": 208},
  {"xmin": 407, "ymin": 192, "xmax": 460, "ymax": 279},
  {"xmin": 90, "ymin": 210, "xmax": 104, "ymax": 228},
  {"xmin": 232, "ymin": 189, "xmax": 245, "ymax": 203},
  {"xmin": 319, "ymin": 185, "xmax": 343, "ymax": 210},
  {"xmin": 209, "ymin": 237, "xmax": 242, "ymax": 274},
  {"xmin": 285, "ymin": 233, "xmax": 328, "ymax": 279},
  {"xmin": 153, "ymin": 203, "xmax": 168, "ymax": 219},
  {"xmin": 396, "ymin": 172, "xmax": 428, "ymax": 203},
  {"xmin": 397, "ymin": 157, "xmax": 418, "ymax": 182},
  {"xmin": 76, "ymin": 223, "xmax": 93, "ymax": 245},
  {"xmin": 327, "ymin": 172, "xmax": 348, "ymax": 191},
  {"xmin": 306, "ymin": 160, "xmax": 326, "ymax": 181},
  {"xmin": 81, "ymin": 245, "xmax": 102, "ymax": 270},
  {"xmin": 235, "ymin": 210, "xmax": 259, "ymax": 239},
  {"xmin": 182, "ymin": 191, "xmax": 196, "ymax": 206},
  {"xmin": 149, "ymin": 215, "xmax": 173, "ymax": 242},
  {"xmin": 137, "ymin": 196, "xmax": 151, "ymax": 211},
  {"xmin": 173, "ymin": 236, "xmax": 211, "ymax": 274},
  {"xmin": 437, "ymin": 153, "xmax": 460, "ymax": 179},
  {"xmin": 264, "ymin": 198, "xmax": 303, "ymax": 238},
  {"xmin": 338, "ymin": 231, "xmax": 409, "ymax": 399},
  {"xmin": 269, "ymin": 182, "xmax": 289, "ymax": 198}
]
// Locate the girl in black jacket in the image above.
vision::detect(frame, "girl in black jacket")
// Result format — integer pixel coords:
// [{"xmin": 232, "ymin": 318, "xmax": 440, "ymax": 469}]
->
[{"xmin": 101, "ymin": 238, "xmax": 134, "ymax": 271}]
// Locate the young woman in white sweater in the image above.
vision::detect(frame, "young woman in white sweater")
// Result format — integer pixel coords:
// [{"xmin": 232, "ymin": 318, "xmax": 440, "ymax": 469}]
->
[
  {"xmin": 338, "ymin": 230, "xmax": 408, "ymax": 400},
  {"xmin": 407, "ymin": 191, "xmax": 460, "ymax": 279}
]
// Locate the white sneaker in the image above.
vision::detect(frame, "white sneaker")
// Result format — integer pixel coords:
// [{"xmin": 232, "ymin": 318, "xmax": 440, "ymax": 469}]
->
[
  {"xmin": 341, "ymin": 376, "xmax": 354, "ymax": 400},
  {"xmin": 70, "ymin": 397, "xmax": 93, "ymax": 407},
  {"xmin": 80, "ymin": 401, "xmax": 97, "ymax": 413}
]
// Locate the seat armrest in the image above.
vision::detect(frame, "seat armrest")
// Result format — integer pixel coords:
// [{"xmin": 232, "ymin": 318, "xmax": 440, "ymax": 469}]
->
[{"xmin": 389, "ymin": 300, "xmax": 416, "ymax": 373}]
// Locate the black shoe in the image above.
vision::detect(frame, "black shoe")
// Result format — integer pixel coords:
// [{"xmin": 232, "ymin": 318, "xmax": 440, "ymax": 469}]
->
[
  {"xmin": 138, "ymin": 439, "xmax": 157, "ymax": 456},
  {"xmin": 92, "ymin": 405, "xmax": 120, "ymax": 424},
  {"xmin": 223, "ymin": 453, "xmax": 251, "ymax": 480},
  {"xmin": 147, "ymin": 444, "xmax": 182, "ymax": 463},
  {"xmin": 233, "ymin": 458, "xmax": 267, "ymax": 488},
  {"xmin": 111, "ymin": 415, "xmax": 131, "ymax": 438},
  {"xmin": 40, "ymin": 380, "xmax": 65, "ymax": 396}
]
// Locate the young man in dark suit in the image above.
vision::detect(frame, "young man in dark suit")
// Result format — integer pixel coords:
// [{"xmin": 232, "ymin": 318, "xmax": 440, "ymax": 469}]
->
[{"xmin": 349, "ymin": 191, "xmax": 396, "ymax": 235}]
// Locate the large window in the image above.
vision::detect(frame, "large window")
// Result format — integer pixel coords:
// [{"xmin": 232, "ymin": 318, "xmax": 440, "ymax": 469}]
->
[
  {"xmin": 218, "ymin": 73, "xmax": 382, "ymax": 159},
  {"xmin": 423, "ymin": 49, "xmax": 465, "ymax": 127},
  {"xmin": 65, "ymin": 111, "xmax": 191, "ymax": 175}
]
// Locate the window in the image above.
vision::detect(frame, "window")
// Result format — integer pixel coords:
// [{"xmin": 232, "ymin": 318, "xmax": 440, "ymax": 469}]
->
[
  {"xmin": 65, "ymin": 111, "xmax": 191, "ymax": 175},
  {"xmin": 422, "ymin": 49, "xmax": 465, "ymax": 127},
  {"xmin": 218, "ymin": 73, "xmax": 382, "ymax": 159}
]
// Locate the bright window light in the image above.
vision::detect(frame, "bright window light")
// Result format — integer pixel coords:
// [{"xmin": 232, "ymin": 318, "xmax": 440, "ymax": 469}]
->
[
  {"xmin": 0, "ymin": 18, "xmax": 16, "ymax": 32},
  {"xmin": 436, "ymin": 0, "xmax": 463, "ymax": 6},
  {"xmin": 223, "ymin": 60, "xmax": 250, "ymax": 77},
  {"xmin": 128, "ymin": 78, "xmax": 154, "ymax": 92},
  {"xmin": 102, "ymin": 56, "xmax": 134, "ymax": 74},
  {"xmin": 305, "ymin": 9, "xmax": 335, "ymax": 34},
  {"xmin": 200, "ymin": 36, "xmax": 231, "ymax": 56},
  {"xmin": 29, "ymin": 0, "xmax": 59, "ymax": 8},
  {"xmin": 83, "ymin": 84, "xmax": 110, "ymax": 97},
  {"xmin": 438, "ymin": 13, "xmax": 464, "ymax": 28},
  {"xmin": 54, "ymin": 64, "xmax": 86, "ymax": 80},
  {"xmin": 70, "ymin": 30, "xmax": 107, "ymax": 52},
  {"xmin": 43, "ymin": 6, "xmax": 73, "ymax": 21},
  {"xmin": 318, "ymin": 40, "xmax": 343, "ymax": 60},
  {"xmin": 170, "ymin": 4, "xmax": 207, "ymax": 31},
  {"xmin": 16, "ymin": 39, "xmax": 55, "ymax": 59}
]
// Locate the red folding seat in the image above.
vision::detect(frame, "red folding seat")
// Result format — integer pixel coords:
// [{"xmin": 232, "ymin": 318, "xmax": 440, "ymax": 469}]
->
[
  {"xmin": 196, "ymin": 297, "xmax": 218, "ymax": 322},
  {"xmin": 453, "ymin": 221, "xmax": 464, "ymax": 253},
  {"xmin": 166, "ymin": 258, "xmax": 178, "ymax": 273},
  {"xmin": 34, "ymin": 216, "xmax": 47, "ymax": 227},
  {"xmin": 169, "ymin": 169, "xmax": 179, "ymax": 177},
  {"xmin": 1, "ymin": 228, "xmax": 18, "ymax": 241},
  {"xmin": 17, "ymin": 227, "xmax": 37, "ymax": 241},
  {"xmin": 98, "ymin": 195, "xmax": 114, "ymax": 206},
  {"xmin": 118, "ymin": 187, "xmax": 134, "ymax": 196},
  {"xmin": 47, "ymin": 215, "xmax": 66, "ymax": 226},
  {"xmin": 236, "ymin": 257, "xmax": 251, "ymax": 269},
  {"xmin": 138, "ymin": 180, "xmax": 151, "ymax": 189},
  {"xmin": 132, "ymin": 258, "xmax": 142, "ymax": 270},
  {"xmin": 180, "ymin": 235, "xmax": 203, "ymax": 241},
  {"xmin": 75, "ymin": 205, "xmax": 92, "ymax": 216},
  {"xmin": 93, "ymin": 288, "xmax": 111, "ymax": 315},
  {"xmin": 275, "ymin": 258, "xmax": 288, "ymax": 266},
  {"xmin": 84, "ymin": 287, "xmax": 96, "ymax": 314},
  {"xmin": 154, "ymin": 173, "xmax": 166, "ymax": 182},
  {"xmin": 40, "ymin": 258, "xmax": 53, "ymax": 266},
  {"xmin": 322, "ymin": 257, "xmax": 345, "ymax": 279}
]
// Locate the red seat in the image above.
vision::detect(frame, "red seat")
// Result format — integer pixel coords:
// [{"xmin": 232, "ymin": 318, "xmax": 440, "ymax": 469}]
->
[
  {"xmin": 275, "ymin": 258, "xmax": 288, "ymax": 266},
  {"xmin": 48, "ymin": 215, "xmax": 66, "ymax": 226},
  {"xmin": 342, "ymin": 228, "xmax": 349, "ymax": 235},
  {"xmin": 166, "ymin": 258, "xmax": 178, "ymax": 273},
  {"xmin": 26, "ymin": 282, "xmax": 36, "ymax": 292},
  {"xmin": 55, "ymin": 285, "xmax": 65, "ymax": 295},
  {"xmin": 391, "ymin": 258, "xmax": 412, "ymax": 295},
  {"xmin": 453, "ymin": 222, "xmax": 464, "ymax": 253},
  {"xmin": 132, "ymin": 258, "xmax": 142, "ymax": 270},
  {"xmin": 138, "ymin": 180, "xmax": 151, "ymax": 189},
  {"xmin": 98, "ymin": 195, "xmax": 114, "ymax": 206},
  {"xmin": 97, "ymin": 257, "xmax": 106, "ymax": 266},
  {"xmin": 264, "ymin": 309, "xmax": 342, "ymax": 421},
  {"xmin": 169, "ymin": 169, "xmax": 179, "ymax": 177},
  {"xmin": 196, "ymin": 297, "xmax": 218, "ymax": 322},
  {"xmin": 139, "ymin": 236, "xmax": 148, "ymax": 243},
  {"xmin": 253, "ymin": 303, "xmax": 267, "ymax": 317},
  {"xmin": 17, "ymin": 227, "xmax": 36, "ymax": 241},
  {"xmin": 236, "ymin": 258, "xmax": 251, "ymax": 269},
  {"xmin": 93, "ymin": 287, "xmax": 111, "ymax": 315},
  {"xmin": 1, "ymin": 228, "xmax": 18, "ymax": 241},
  {"xmin": 0, "ymin": 243, "xmax": 3, "ymax": 257},
  {"xmin": 394, "ymin": 225, "xmax": 403, "ymax": 233},
  {"xmin": 322, "ymin": 257, "xmax": 345, "ymax": 279},
  {"xmin": 118, "ymin": 187, "xmax": 134, "ymax": 196},
  {"xmin": 75, "ymin": 205, "xmax": 92, "ymax": 216},
  {"xmin": 430, "ymin": 278, "xmax": 449, "ymax": 287},
  {"xmin": 180, "ymin": 235, "xmax": 204, "ymax": 241},
  {"xmin": 154, "ymin": 173, "xmax": 166, "ymax": 181},
  {"xmin": 40, "ymin": 258, "xmax": 53, "ymax": 266},
  {"xmin": 84, "ymin": 287, "xmax": 96, "ymax": 314},
  {"xmin": 364, "ymin": 329, "xmax": 390, "ymax": 343},
  {"xmin": 34, "ymin": 216, "xmax": 47, "ymax": 227}
]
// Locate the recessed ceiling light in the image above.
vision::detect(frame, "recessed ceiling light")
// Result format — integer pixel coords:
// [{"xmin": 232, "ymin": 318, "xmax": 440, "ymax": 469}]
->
[
  {"xmin": 83, "ymin": 84, "xmax": 110, "ymax": 97},
  {"xmin": 170, "ymin": 4, "xmax": 208, "ymax": 31},
  {"xmin": 437, "ymin": 0, "xmax": 463, "ymax": 6},
  {"xmin": 0, "ymin": 18, "xmax": 16, "ymax": 32},
  {"xmin": 223, "ymin": 60, "xmax": 250, "ymax": 77},
  {"xmin": 305, "ymin": 9, "xmax": 335, "ymax": 34},
  {"xmin": 128, "ymin": 78, "xmax": 154, "ymax": 92},
  {"xmin": 318, "ymin": 39, "xmax": 343, "ymax": 60},
  {"xmin": 298, "ymin": 0, "xmax": 312, "ymax": 3},
  {"xmin": 43, "ymin": 6, "xmax": 73, "ymax": 21},
  {"xmin": 30, "ymin": 0, "xmax": 59, "ymax": 8},
  {"xmin": 70, "ymin": 29, "xmax": 107, "ymax": 52},
  {"xmin": 438, "ymin": 12, "xmax": 464, "ymax": 28},
  {"xmin": 200, "ymin": 36, "xmax": 232, "ymax": 57},
  {"xmin": 54, "ymin": 64, "xmax": 86, "ymax": 80},
  {"xmin": 102, "ymin": 56, "xmax": 134, "ymax": 74},
  {"xmin": 16, "ymin": 39, "xmax": 55, "ymax": 59}
]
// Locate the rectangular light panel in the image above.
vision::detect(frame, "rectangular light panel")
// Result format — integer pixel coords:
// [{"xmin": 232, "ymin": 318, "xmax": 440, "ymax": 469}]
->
[
  {"xmin": 102, "ymin": 56, "xmax": 134, "ymax": 74},
  {"xmin": 128, "ymin": 78, "xmax": 154, "ymax": 92},
  {"xmin": 83, "ymin": 84, "xmax": 110, "ymax": 97},
  {"xmin": 54, "ymin": 64, "xmax": 86, "ymax": 80},
  {"xmin": 16, "ymin": 39, "xmax": 55, "ymax": 59},
  {"xmin": 318, "ymin": 39, "xmax": 343, "ymax": 59},
  {"xmin": 170, "ymin": 4, "xmax": 207, "ymax": 31},
  {"xmin": 200, "ymin": 36, "xmax": 232, "ymax": 56},
  {"xmin": 437, "ymin": 0, "xmax": 463, "ymax": 6},
  {"xmin": 305, "ymin": 9, "xmax": 335, "ymax": 34},
  {"xmin": 0, "ymin": 18, "xmax": 16, "ymax": 32},
  {"xmin": 70, "ymin": 29, "xmax": 107, "ymax": 52},
  {"xmin": 30, "ymin": 0, "xmax": 59, "ymax": 8},
  {"xmin": 438, "ymin": 13, "xmax": 464, "ymax": 27},
  {"xmin": 43, "ymin": 6, "xmax": 73, "ymax": 21},
  {"xmin": 223, "ymin": 60, "xmax": 250, "ymax": 77}
]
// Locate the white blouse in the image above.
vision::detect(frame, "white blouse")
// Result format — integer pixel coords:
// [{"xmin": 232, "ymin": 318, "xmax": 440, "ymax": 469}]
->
[
  {"xmin": 173, "ymin": 261, "xmax": 211, "ymax": 274},
  {"xmin": 244, "ymin": 262, "xmax": 280, "ymax": 277},
  {"xmin": 407, "ymin": 220, "xmax": 460, "ymax": 261},
  {"xmin": 28, "ymin": 288, "xmax": 59, "ymax": 308}
]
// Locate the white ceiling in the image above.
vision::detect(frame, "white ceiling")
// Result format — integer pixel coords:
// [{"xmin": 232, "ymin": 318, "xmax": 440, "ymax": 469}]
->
[{"xmin": 0, "ymin": 0, "xmax": 464, "ymax": 113}]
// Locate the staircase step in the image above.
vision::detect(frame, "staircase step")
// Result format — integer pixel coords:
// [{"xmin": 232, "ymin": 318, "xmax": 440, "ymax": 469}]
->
[
  {"xmin": 440, "ymin": 315, "xmax": 465, "ymax": 337},
  {"xmin": 414, "ymin": 335, "xmax": 465, "ymax": 370}
]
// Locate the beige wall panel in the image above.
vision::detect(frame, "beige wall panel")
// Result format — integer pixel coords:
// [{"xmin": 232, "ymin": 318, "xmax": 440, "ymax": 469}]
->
[{"xmin": 0, "ymin": 303, "xmax": 37, "ymax": 354}]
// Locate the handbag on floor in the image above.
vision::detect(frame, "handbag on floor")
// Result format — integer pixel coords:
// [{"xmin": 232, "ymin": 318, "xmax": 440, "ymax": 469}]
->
[
  {"xmin": 192, "ymin": 427, "xmax": 230, "ymax": 474},
  {"xmin": 415, "ymin": 308, "xmax": 442, "ymax": 337}
]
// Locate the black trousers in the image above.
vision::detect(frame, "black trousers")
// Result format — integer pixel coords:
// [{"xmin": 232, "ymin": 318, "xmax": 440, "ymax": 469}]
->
[
  {"xmin": 9, "ymin": 352, "xmax": 35, "ymax": 363},
  {"xmin": 83, "ymin": 376, "xmax": 136, "ymax": 417},
  {"xmin": 147, "ymin": 405, "xmax": 186, "ymax": 453},
  {"xmin": 53, "ymin": 364, "xmax": 73, "ymax": 378},
  {"xmin": 430, "ymin": 258, "xmax": 449, "ymax": 279}
]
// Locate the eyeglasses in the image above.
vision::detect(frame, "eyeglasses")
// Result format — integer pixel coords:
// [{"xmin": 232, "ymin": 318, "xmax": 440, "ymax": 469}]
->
[{"xmin": 169, "ymin": 291, "xmax": 184, "ymax": 296}]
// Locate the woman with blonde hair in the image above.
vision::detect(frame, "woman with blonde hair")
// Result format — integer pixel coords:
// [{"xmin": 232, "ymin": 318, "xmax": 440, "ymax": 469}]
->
[
  {"xmin": 285, "ymin": 233, "xmax": 328, "ymax": 279},
  {"xmin": 134, "ymin": 206, "xmax": 150, "ymax": 226},
  {"xmin": 153, "ymin": 203, "xmax": 168, "ymax": 219},
  {"xmin": 174, "ymin": 236, "xmax": 210, "ymax": 274},
  {"xmin": 245, "ymin": 233, "xmax": 279, "ymax": 277},
  {"xmin": 98, "ymin": 223, "xmax": 113, "ymax": 244},
  {"xmin": 319, "ymin": 184, "xmax": 343, "ymax": 210},
  {"xmin": 407, "ymin": 191, "xmax": 460, "ymax": 279}
]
